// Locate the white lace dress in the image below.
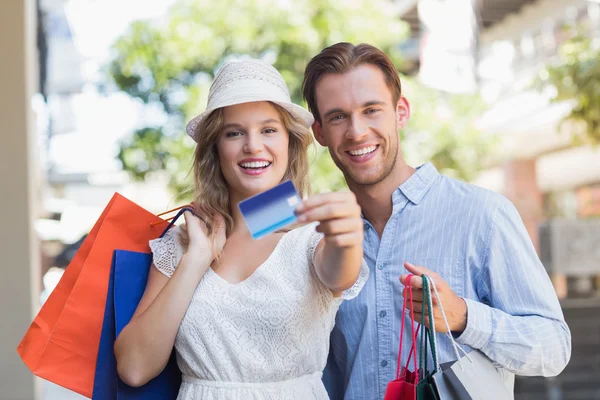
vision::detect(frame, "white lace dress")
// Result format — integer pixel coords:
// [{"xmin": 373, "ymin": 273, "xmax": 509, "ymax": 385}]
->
[{"xmin": 148, "ymin": 223, "xmax": 369, "ymax": 400}]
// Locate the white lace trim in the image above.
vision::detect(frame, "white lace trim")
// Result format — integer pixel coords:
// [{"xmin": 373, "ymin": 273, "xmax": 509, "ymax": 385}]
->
[
  {"xmin": 305, "ymin": 223, "xmax": 323, "ymax": 266},
  {"xmin": 149, "ymin": 225, "xmax": 185, "ymax": 278},
  {"xmin": 341, "ymin": 258, "xmax": 370, "ymax": 300}
]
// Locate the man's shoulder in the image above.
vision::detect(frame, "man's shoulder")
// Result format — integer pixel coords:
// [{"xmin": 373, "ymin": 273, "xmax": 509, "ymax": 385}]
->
[{"xmin": 435, "ymin": 174, "xmax": 511, "ymax": 216}]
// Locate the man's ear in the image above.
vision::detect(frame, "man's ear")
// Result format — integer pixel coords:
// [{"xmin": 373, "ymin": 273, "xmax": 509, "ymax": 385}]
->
[
  {"xmin": 396, "ymin": 96, "xmax": 411, "ymax": 129},
  {"xmin": 312, "ymin": 120, "xmax": 327, "ymax": 146}
]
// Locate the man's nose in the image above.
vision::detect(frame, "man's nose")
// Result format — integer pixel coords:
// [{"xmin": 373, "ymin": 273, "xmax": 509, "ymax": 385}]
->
[{"xmin": 346, "ymin": 115, "xmax": 369, "ymax": 141}]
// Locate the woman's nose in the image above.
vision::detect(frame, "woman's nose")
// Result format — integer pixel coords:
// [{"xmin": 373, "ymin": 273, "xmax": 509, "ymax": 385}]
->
[{"xmin": 243, "ymin": 132, "xmax": 263, "ymax": 153}]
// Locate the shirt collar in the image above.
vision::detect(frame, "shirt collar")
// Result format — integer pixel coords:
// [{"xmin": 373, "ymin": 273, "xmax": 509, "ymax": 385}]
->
[
  {"xmin": 361, "ymin": 162, "xmax": 440, "ymax": 229},
  {"xmin": 394, "ymin": 162, "xmax": 439, "ymax": 205}
]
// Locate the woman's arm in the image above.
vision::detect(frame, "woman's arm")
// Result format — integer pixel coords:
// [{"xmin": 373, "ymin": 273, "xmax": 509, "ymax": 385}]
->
[
  {"xmin": 114, "ymin": 212, "xmax": 224, "ymax": 387},
  {"xmin": 296, "ymin": 191, "xmax": 364, "ymax": 294}
]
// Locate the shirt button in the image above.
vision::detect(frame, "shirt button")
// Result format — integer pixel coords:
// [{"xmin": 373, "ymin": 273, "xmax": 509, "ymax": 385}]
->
[
  {"xmin": 377, "ymin": 264, "xmax": 384, "ymax": 270},
  {"xmin": 379, "ymin": 310, "xmax": 387, "ymax": 318},
  {"xmin": 381, "ymin": 360, "xmax": 388, "ymax": 367}
]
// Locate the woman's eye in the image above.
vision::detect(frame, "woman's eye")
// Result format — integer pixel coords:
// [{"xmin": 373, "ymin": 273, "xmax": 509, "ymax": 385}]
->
[
  {"xmin": 225, "ymin": 131, "xmax": 243, "ymax": 138},
  {"xmin": 262, "ymin": 128, "xmax": 277, "ymax": 134}
]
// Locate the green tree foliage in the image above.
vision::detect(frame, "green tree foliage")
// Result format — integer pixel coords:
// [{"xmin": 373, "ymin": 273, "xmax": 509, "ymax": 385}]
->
[
  {"xmin": 401, "ymin": 79, "xmax": 494, "ymax": 183},
  {"xmin": 111, "ymin": 0, "xmax": 492, "ymax": 197},
  {"xmin": 538, "ymin": 29, "xmax": 600, "ymax": 144}
]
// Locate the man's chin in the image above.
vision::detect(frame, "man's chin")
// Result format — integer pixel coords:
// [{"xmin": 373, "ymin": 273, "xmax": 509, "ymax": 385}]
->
[
  {"xmin": 332, "ymin": 158, "xmax": 385, "ymax": 186},
  {"xmin": 343, "ymin": 170, "xmax": 386, "ymax": 187}
]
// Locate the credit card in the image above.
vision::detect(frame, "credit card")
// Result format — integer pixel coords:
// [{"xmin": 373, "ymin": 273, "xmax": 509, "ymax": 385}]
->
[{"xmin": 238, "ymin": 180, "xmax": 301, "ymax": 240}]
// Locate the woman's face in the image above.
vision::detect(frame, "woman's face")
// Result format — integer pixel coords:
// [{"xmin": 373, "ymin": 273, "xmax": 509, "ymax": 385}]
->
[{"xmin": 216, "ymin": 101, "xmax": 290, "ymax": 202}]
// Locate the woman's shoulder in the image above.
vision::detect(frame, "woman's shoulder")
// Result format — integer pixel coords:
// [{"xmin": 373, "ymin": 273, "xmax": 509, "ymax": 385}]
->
[
  {"xmin": 150, "ymin": 224, "xmax": 186, "ymax": 247},
  {"xmin": 149, "ymin": 225, "xmax": 187, "ymax": 278}
]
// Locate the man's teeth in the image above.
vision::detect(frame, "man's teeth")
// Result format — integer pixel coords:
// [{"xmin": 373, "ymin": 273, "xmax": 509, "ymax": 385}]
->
[
  {"xmin": 240, "ymin": 161, "xmax": 271, "ymax": 169},
  {"xmin": 349, "ymin": 146, "xmax": 377, "ymax": 156}
]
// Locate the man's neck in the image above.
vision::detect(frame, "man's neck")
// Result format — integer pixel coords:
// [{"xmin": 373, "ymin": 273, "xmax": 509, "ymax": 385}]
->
[{"xmin": 349, "ymin": 162, "xmax": 416, "ymax": 237}]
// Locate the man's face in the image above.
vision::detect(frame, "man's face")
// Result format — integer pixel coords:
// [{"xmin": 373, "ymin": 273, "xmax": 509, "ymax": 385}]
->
[{"xmin": 312, "ymin": 64, "xmax": 410, "ymax": 187}]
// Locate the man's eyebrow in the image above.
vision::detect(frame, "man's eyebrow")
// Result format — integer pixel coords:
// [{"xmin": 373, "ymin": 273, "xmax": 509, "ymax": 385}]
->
[
  {"xmin": 363, "ymin": 100, "xmax": 386, "ymax": 107},
  {"xmin": 322, "ymin": 101, "xmax": 387, "ymax": 120},
  {"xmin": 322, "ymin": 108, "xmax": 345, "ymax": 120}
]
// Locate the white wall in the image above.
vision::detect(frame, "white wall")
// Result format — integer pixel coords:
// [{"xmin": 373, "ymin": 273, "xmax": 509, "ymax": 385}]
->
[{"xmin": 0, "ymin": 0, "xmax": 41, "ymax": 398}]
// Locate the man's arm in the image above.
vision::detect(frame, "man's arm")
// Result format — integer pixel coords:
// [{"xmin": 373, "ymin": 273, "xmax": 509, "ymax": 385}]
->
[
  {"xmin": 454, "ymin": 197, "xmax": 571, "ymax": 377},
  {"xmin": 401, "ymin": 197, "xmax": 571, "ymax": 376}
]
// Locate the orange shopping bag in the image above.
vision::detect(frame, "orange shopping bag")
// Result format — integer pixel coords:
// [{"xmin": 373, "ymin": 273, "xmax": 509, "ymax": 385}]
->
[{"xmin": 17, "ymin": 193, "xmax": 170, "ymax": 398}]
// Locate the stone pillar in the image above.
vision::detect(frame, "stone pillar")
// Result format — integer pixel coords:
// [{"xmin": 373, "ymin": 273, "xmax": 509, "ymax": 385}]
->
[
  {"xmin": 503, "ymin": 159, "xmax": 544, "ymax": 250},
  {"xmin": 503, "ymin": 159, "xmax": 567, "ymax": 298},
  {"xmin": 0, "ymin": 0, "xmax": 41, "ymax": 399}
]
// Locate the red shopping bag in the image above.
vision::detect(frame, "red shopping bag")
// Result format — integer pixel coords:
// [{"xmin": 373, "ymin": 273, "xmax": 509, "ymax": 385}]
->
[
  {"xmin": 17, "ymin": 193, "xmax": 170, "ymax": 398},
  {"xmin": 385, "ymin": 274, "xmax": 420, "ymax": 400}
]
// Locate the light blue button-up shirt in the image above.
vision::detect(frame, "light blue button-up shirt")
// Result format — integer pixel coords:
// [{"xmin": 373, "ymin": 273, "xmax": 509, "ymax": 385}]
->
[{"xmin": 323, "ymin": 162, "xmax": 571, "ymax": 400}]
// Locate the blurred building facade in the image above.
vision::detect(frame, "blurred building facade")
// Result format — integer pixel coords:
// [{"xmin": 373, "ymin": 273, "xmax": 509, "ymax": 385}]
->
[
  {"xmin": 475, "ymin": 0, "xmax": 600, "ymax": 301},
  {"xmin": 398, "ymin": 0, "xmax": 600, "ymax": 298},
  {"xmin": 38, "ymin": 0, "xmax": 176, "ymax": 251},
  {"xmin": 1, "ymin": 1, "xmax": 176, "ymax": 398},
  {"xmin": 397, "ymin": 0, "xmax": 600, "ymax": 398}
]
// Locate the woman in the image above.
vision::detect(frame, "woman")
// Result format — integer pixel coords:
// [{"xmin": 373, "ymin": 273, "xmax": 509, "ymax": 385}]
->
[{"xmin": 114, "ymin": 59, "xmax": 368, "ymax": 399}]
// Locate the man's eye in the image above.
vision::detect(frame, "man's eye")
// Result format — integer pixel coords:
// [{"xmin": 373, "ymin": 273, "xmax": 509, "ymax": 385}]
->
[
  {"xmin": 365, "ymin": 108, "xmax": 379, "ymax": 114},
  {"xmin": 331, "ymin": 114, "xmax": 345, "ymax": 121}
]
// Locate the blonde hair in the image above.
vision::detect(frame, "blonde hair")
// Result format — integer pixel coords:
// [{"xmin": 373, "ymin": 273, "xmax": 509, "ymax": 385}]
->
[{"xmin": 190, "ymin": 102, "xmax": 313, "ymax": 237}]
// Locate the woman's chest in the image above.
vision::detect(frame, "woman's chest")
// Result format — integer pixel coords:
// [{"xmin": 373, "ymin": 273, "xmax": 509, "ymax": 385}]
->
[
  {"xmin": 176, "ymin": 252, "xmax": 329, "ymax": 347},
  {"xmin": 211, "ymin": 233, "xmax": 284, "ymax": 285}
]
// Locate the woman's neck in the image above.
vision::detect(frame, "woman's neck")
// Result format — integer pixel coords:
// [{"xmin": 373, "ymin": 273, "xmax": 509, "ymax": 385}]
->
[{"xmin": 227, "ymin": 191, "xmax": 253, "ymax": 238}]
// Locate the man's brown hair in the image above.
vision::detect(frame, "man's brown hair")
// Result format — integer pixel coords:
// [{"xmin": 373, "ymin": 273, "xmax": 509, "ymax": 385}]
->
[{"xmin": 302, "ymin": 42, "xmax": 402, "ymax": 123}]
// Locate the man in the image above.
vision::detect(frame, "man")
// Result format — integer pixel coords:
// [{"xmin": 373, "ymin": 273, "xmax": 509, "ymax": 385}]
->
[{"xmin": 302, "ymin": 42, "xmax": 571, "ymax": 399}]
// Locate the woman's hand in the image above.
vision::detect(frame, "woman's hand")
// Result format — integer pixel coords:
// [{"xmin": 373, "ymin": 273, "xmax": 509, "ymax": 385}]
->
[
  {"xmin": 296, "ymin": 191, "xmax": 363, "ymax": 248},
  {"xmin": 183, "ymin": 211, "xmax": 226, "ymax": 263},
  {"xmin": 295, "ymin": 191, "xmax": 364, "ymax": 293}
]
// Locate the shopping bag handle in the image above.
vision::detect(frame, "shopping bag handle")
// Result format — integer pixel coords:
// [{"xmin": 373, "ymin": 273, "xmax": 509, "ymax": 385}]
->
[
  {"xmin": 396, "ymin": 274, "xmax": 420, "ymax": 382},
  {"xmin": 158, "ymin": 207, "xmax": 199, "ymax": 238},
  {"xmin": 156, "ymin": 204, "xmax": 188, "ymax": 218},
  {"xmin": 405, "ymin": 325, "xmax": 420, "ymax": 369},
  {"xmin": 151, "ymin": 204, "xmax": 203, "ymax": 227},
  {"xmin": 419, "ymin": 275, "xmax": 439, "ymax": 376},
  {"xmin": 425, "ymin": 276, "xmax": 472, "ymax": 371}
]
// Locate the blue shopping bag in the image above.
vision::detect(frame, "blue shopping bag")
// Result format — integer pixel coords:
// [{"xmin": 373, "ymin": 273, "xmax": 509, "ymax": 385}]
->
[{"xmin": 92, "ymin": 249, "xmax": 182, "ymax": 399}]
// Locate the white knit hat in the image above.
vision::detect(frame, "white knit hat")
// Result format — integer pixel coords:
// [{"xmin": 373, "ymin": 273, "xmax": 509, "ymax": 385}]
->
[{"xmin": 186, "ymin": 59, "xmax": 315, "ymax": 142}]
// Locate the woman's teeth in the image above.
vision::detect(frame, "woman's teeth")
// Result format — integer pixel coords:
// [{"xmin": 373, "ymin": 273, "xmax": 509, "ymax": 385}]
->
[{"xmin": 240, "ymin": 161, "xmax": 271, "ymax": 169}]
